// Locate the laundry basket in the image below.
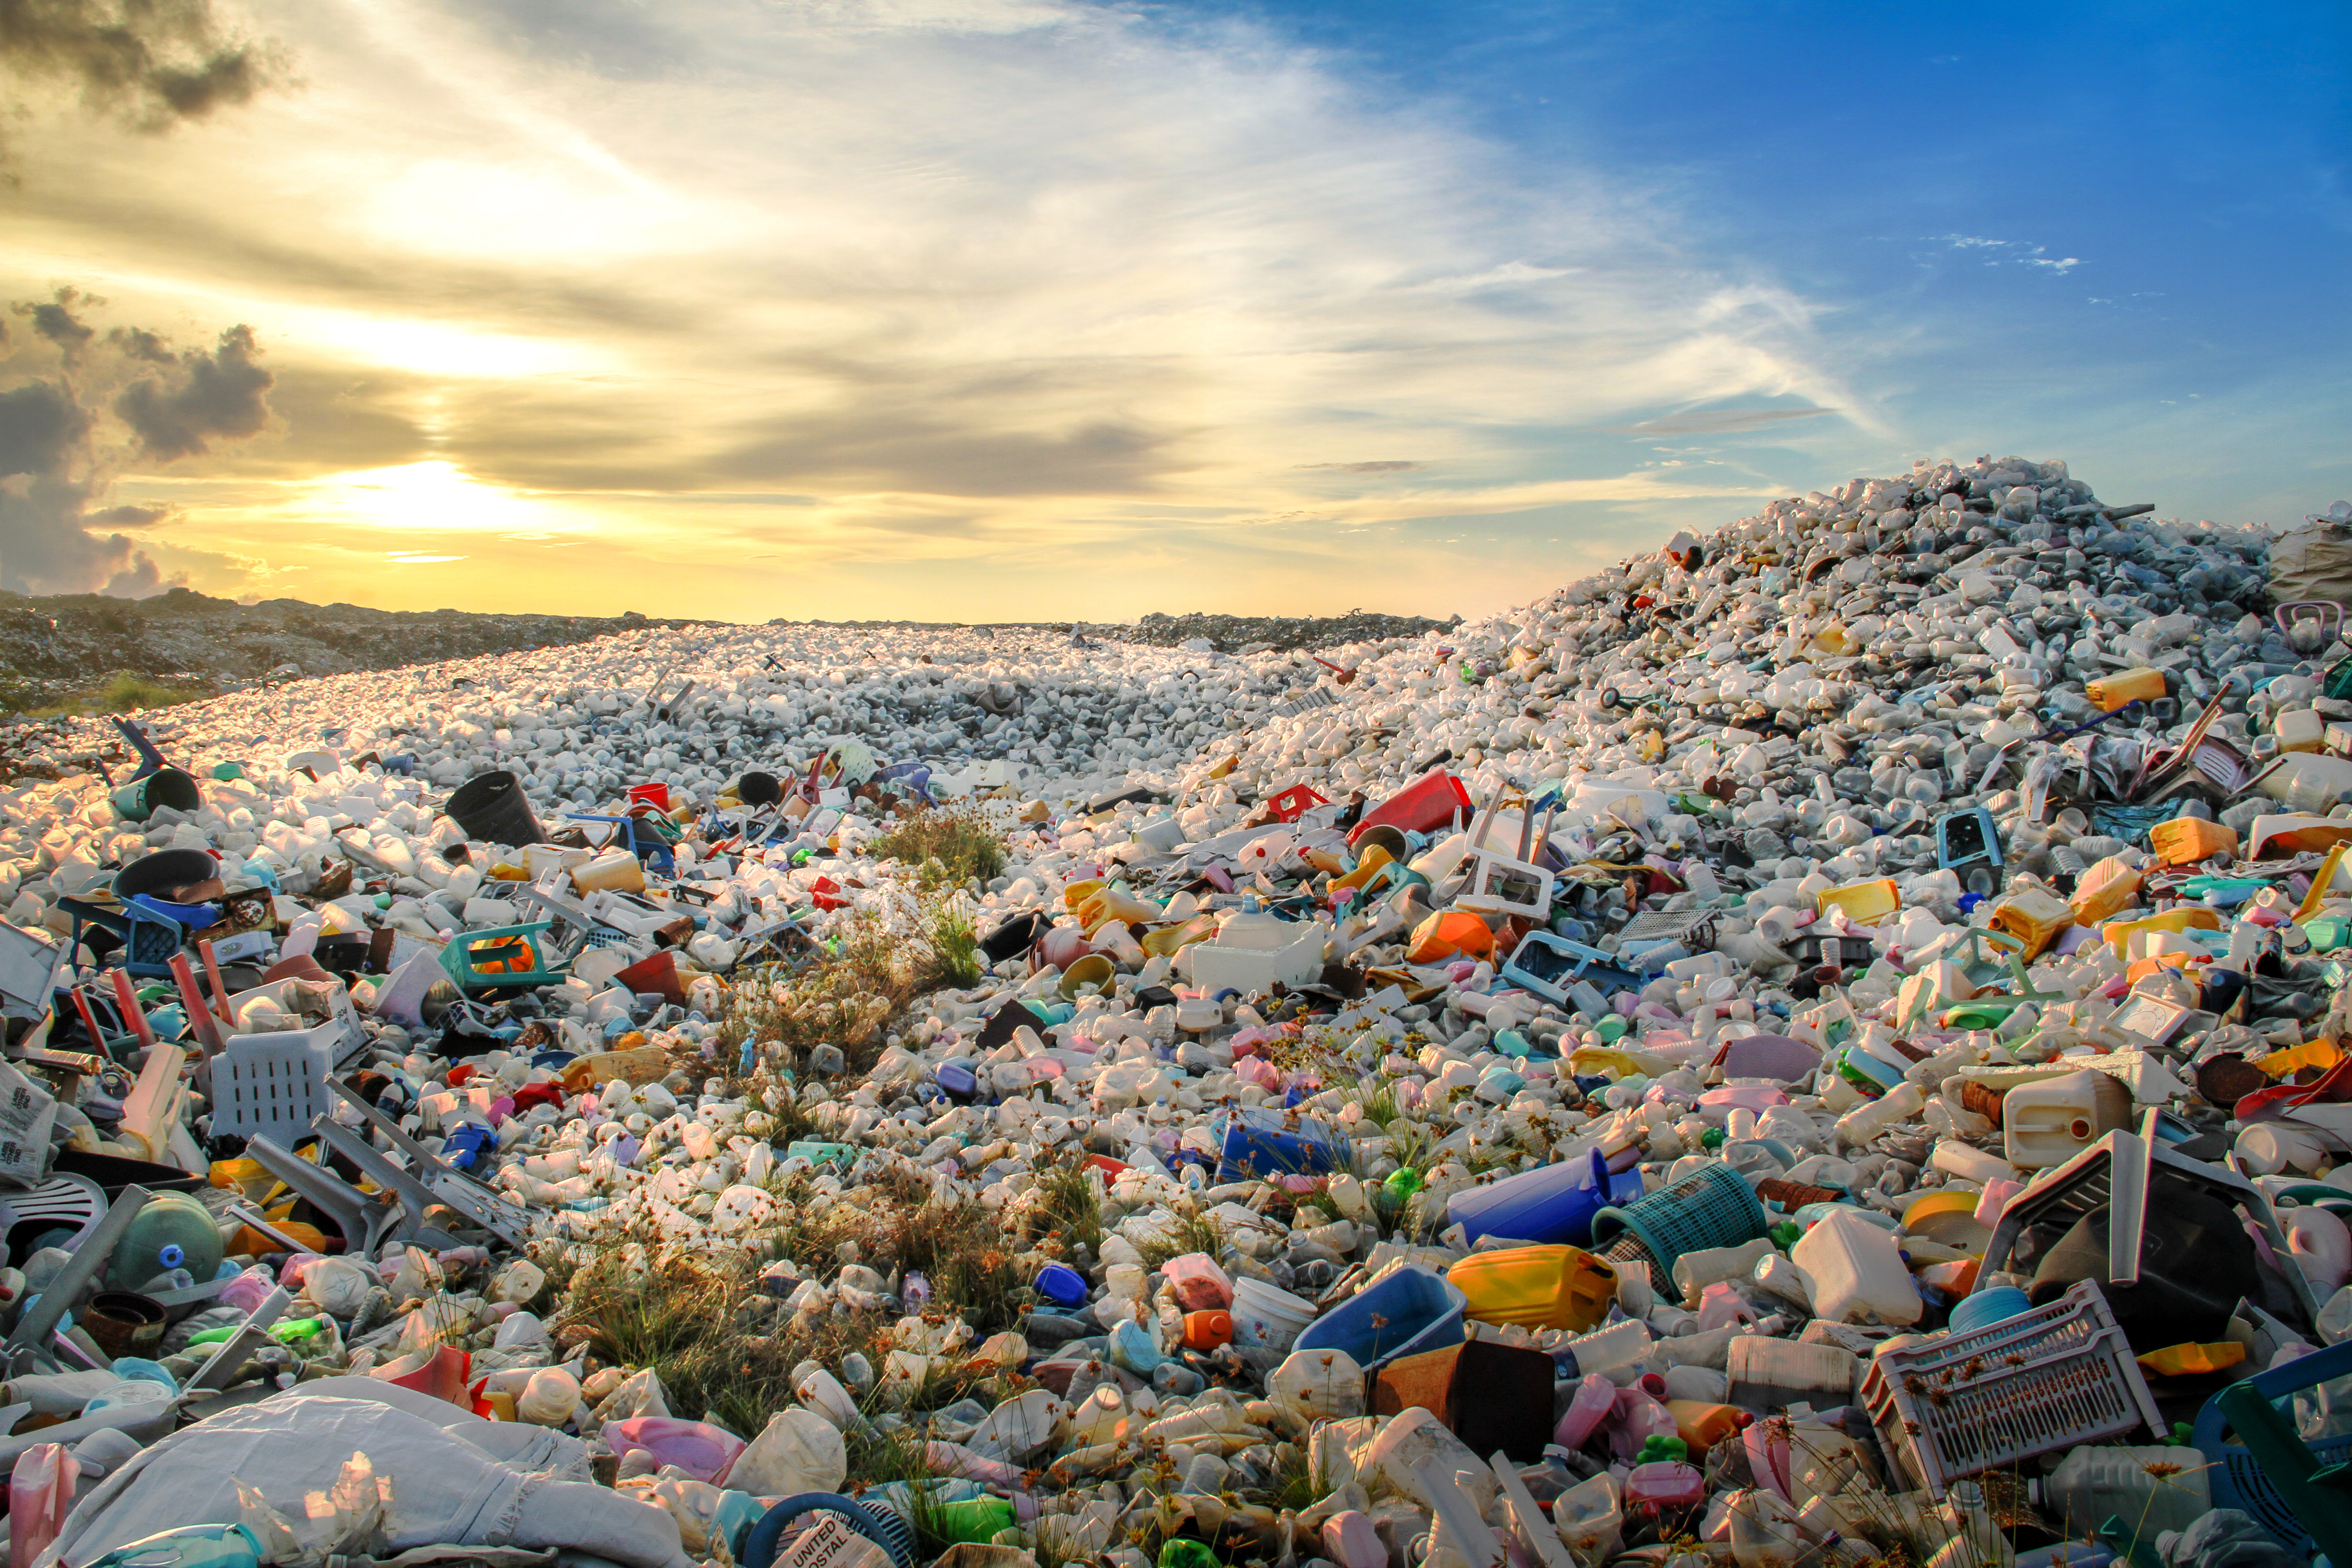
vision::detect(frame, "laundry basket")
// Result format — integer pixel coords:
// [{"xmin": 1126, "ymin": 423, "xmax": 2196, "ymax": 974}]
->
[
  {"xmin": 1588, "ymin": 1161, "xmax": 1769, "ymax": 1279},
  {"xmin": 211, "ymin": 1021, "xmax": 336, "ymax": 1142}
]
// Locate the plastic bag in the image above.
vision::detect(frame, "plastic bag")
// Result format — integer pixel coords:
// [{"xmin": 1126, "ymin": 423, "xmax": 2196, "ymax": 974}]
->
[
  {"xmin": 725, "ymin": 1407, "xmax": 847, "ymax": 1495},
  {"xmin": 10, "ymin": 1442, "xmax": 76, "ymax": 1568}
]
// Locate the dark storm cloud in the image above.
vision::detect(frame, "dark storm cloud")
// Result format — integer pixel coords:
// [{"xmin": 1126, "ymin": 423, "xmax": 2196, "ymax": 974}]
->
[
  {"xmin": 0, "ymin": 295, "xmax": 274, "ymax": 595},
  {"xmin": 0, "ymin": 0, "xmax": 288, "ymax": 135}
]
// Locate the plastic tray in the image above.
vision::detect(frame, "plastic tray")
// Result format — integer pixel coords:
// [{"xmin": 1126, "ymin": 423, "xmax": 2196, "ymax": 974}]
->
[{"xmin": 1861, "ymin": 1280, "xmax": 2162, "ymax": 1496}]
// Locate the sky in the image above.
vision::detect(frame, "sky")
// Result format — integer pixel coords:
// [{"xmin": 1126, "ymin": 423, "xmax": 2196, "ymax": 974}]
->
[{"xmin": 0, "ymin": 0, "xmax": 2345, "ymax": 622}]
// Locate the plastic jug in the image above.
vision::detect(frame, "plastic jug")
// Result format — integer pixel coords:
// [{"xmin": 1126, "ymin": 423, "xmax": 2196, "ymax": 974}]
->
[
  {"xmin": 106, "ymin": 1191, "xmax": 225, "ymax": 1291},
  {"xmin": 1161, "ymin": 1253, "xmax": 1234, "ymax": 1313},
  {"xmin": 1608, "ymin": 1386, "xmax": 1679, "ymax": 1461},
  {"xmin": 1622, "ymin": 1458, "xmax": 1705, "ymax": 1512},
  {"xmin": 1790, "ymin": 1206, "xmax": 1921, "ymax": 1326},
  {"xmin": 2087, "ymin": 667, "xmax": 2167, "ymax": 711},
  {"xmin": 1667, "ymin": 1399, "xmax": 1749, "ymax": 1459},
  {"xmin": 2030, "ymin": 1445, "xmax": 2212, "ymax": 1538},
  {"xmin": 1554, "ymin": 1372, "xmax": 1617, "ymax": 1450},
  {"xmin": 1448, "ymin": 1149, "xmax": 1643, "ymax": 1248},
  {"xmin": 2070, "ymin": 855, "xmax": 2145, "ymax": 924},
  {"xmin": 1988, "ymin": 887, "xmax": 2076, "ymax": 959},
  {"xmin": 2003, "ymin": 1070, "xmax": 2132, "ymax": 1170},
  {"xmin": 1447, "ymin": 1245, "xmax": 1616, "ymax": 1332}
]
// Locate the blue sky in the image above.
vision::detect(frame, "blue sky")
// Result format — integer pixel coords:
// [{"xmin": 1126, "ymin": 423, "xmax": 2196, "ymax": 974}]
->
[{"xmin": 2, "ymin": 0, "xmax": 2344, "ymax": 618}]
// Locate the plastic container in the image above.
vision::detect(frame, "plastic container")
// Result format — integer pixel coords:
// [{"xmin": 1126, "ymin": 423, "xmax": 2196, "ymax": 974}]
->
[
  {"xmin": 111, "ymin": 767, "xmax": 202, "ymax": 823},
  {"xmin": 572, "ymin": 848, "xmax": 647, "ymax": 895},
  {"xmin": 1229, "ymin": 1276, "xmax": 1317, "ymax": 1351},
  {"xmin": 444, "ymin": 769, "xmax": 546, "ymax": 847},
  {"xmin": 1559, "ymin": 1317, "xmax": 1650, "ymax": 1378},
  {"xmin": 1864, "ymin": 1280, "xmax": 2162, "ymax": 1497},
  {"xmin": 107, "ymin": 1191, "xmax": 225, "ymax": 1291},
  {"xmin": 1346, "ymin": 768, "xmax": 1474, "ymax": 848},
  {"xmin": 1667, "ymin": 1399, "xmax": 1749, "ymax": 1460},
  {"xmin": 2032, "ymin": 1445, "xmax": 2212, "ymax": 1539},
  {"xmin": 1554, "ymin": 1372, "xmax": 1617, "ymax": 1449},
  {"xmin": 1815, "ymin": 878, "xmax": 1900, "ymax": 925},
  {"xmin": 2257, "ymin": 752, "xmax": 2352, "ymax": 813},
  {"xmin": 1590, "ymin": 1160, "xmax": 1769, "ymax": 1279},
  {"xmin": 1215, "ymin": 1111, "xmax": 1342, "ymax": 1181},
  {"xmin": 1182, "ymin": 1309, "xmax": 1233, "ymax": 1350},
  {"xmin": 2070, "ymin": 855, "xmax": 2145, "ymax": 924},
  {"xmin": 1622, "ymin": 1460, "xmax": 1705, "ymax": 1512},
  {"xmin": 212, "ymin": 1022, "xmax": 337, "ymax": 1142},
  {"xmin": 1725, "ymin": 1335, "xmax": 1856, "ymax": 1414},
  {"xmin": 1791, "ymin": 1206, "xmax": 1921, "ymax": 1326},
  {"xmin": 2150, "ymin": 818, "xmax": 2238, "ymax": 867},
  {"xmin": 1988, "ymin": 887, "xmax": 2076, "ymax": 959},
  {"xmin": 1161, "ymin": 1253, "xmax": 1234, "ymax": 1313},
  {"xmin": 2087, "ymin": 667, "xmax": 2167, "ymax": 711},
  {"xmin": 1447, "ymin": 1245, "xmax": 1616, "ymax": 1332},
  {"xmin": 2003, "ymin": 1070, "xmax": 2132, "ymax": 1170},
  {"xmin": 1447, "ymin": 1148, "xmax": 1642, "ymax": 1248},
  {"xmin": 1946, "ymin": 1285, "xmax": 2032, "ymax": 1335},
  {"xmin": 10, "ymin": 1442, "xmax": 75, "ymax": 1568},
  {"xmin": 1035, "ymin": 1263, "xmax": 1089, "ymax": 1310},
  {"xmin": 603, "ymin": 1416, "xmax": 747, "ymax": 1484},
  {"xmin": 1291, "ymin": 1264, "xmax": 1466, "ymax": 1370}
]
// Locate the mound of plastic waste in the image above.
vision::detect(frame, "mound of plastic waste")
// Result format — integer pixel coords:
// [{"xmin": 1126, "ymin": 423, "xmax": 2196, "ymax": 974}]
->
[{"xmin": 2, "ymin": 458, "xmax": 2351, "ymax": 1568}]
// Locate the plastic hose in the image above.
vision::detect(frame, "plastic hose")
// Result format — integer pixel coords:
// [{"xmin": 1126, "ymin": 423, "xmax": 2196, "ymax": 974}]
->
[{"xmin": 740, "ymin": 1494, "xmax": 915, "ymax": 1568}]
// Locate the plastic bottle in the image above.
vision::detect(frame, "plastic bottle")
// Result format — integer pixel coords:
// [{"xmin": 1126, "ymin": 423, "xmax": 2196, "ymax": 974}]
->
[
  {"xmin": 1607, "ymin": 1384, "xmax": 1680, "ymax": 1460},
  {"xmin": 1560, "ymin": 1317, "xmax": 1649, "ymax": 1378},
  {"xmin": 1833, "ymin": 1079, "xmax": 1926, "ymax": 1148},
  {"xmin": 1729, "ymin": 1486, "xmax": 1804, "ymax": 1568},
  {"xmin": 2030, "ymin": 1446, "xmax": 2213, "ymax": 1539},
  {"xmin": 1790, "ymin": 1207, "xmax": 1923, "ymax": 1326},
  {"xmin": 105, "ymin": 1191, "xmax": 225, "ymax": 1291},
  {"xmin": 10, "ymin": 1442, "xmax": 75, "ymax": 1568},
  {"xmin": 1554, "ymin": 1373, "xmax": 1617, "ymax": 1450}
]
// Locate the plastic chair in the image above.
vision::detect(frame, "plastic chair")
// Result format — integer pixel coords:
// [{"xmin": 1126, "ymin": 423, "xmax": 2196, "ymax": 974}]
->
[
  {"xmin": 2194, "ymin": 1338, "xmax": 2352, "ymax": 1564},
  {"xmin": 1975, "ymin": 1108, "xmax": 2321, "ymax": 1328}
]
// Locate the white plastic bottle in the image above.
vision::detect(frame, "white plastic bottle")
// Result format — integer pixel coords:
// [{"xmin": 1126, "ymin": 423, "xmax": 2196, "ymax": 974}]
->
[{"xmin": 1833, "ymin": 1081, "xmax": 1925, "ymax": 1149}]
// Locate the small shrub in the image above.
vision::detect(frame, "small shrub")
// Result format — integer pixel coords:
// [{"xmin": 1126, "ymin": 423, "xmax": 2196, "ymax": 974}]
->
[{"xmin": 871, "ymin": 805, "xmax": 1007, "ymax": 888}]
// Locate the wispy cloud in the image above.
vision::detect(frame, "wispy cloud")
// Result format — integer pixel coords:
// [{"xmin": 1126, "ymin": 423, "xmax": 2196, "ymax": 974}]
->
[
  {"xmin": 0, "ymin": 0, "xmax": 1862, "ymax": 616},
  {"xmin": 1941, "ymin": 234, "xmax": 2082, "ymax": 274}
]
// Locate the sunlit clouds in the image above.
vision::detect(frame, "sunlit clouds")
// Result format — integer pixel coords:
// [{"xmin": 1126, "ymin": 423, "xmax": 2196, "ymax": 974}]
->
[{"xmin": 1, "ymin": 0, "xmax": 1862, "ymax": 618}]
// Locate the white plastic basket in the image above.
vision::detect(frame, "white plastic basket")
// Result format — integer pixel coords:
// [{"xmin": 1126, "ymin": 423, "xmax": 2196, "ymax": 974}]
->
[{"xmin": 212, "ymin": 1021, "xmax": 337, "ymax": 1142}]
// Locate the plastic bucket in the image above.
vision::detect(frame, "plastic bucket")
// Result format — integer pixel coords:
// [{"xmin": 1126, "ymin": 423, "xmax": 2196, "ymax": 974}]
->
[
  {"xmin": 1348, "ymin": 769, "xmax": 1474, "ymax": 848},
  {"xmin": 1216, "ymin": 1112, "xmax": 1343, "ymax": 1181},
  {"xmin": 1293, "ymin": 1263, "xmax": 1466, "ymax": 1369},
  {"xmin": 1230, "ymin": 1276, "xmax": 1316, "ymax": 1351},
  {"xmin": 113, "ymin": 848, "xmax": 218, "ymax": 903},
  {"xmin": 445, "ymin": 770, "xmax": 548, "ymax": 847},
  {"xmin": 81, "ymin": 1291, "xmax": 166, "ymax": 1359},
  {"xmin": 732, "ymin": 770, "xmax": 784, "ymax": 807},
  {"xmin": 110, "ymin": 767, "xmax": 201, "ymax": 822}
]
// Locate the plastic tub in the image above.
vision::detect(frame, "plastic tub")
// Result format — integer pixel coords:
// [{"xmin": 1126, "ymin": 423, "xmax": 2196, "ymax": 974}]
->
[
  {"xmin": 1448, "ymin": 1245, "xmax": 1616, "ymax": 1332},
  {"xmin": 445, "ymin": 770, "xmax": 546, "ymax": 847},
  {"xmin": 1230, "ymin": 1277, "xmax": 1317, "ymax": 1352},
  {"xmin": 1292, "ymin": 1264, "xmax": 1466, "ymax": 1370},
  {"xmin": 1447, "ymin": 1148, "xmax": 1643, "ymax": 1247}
]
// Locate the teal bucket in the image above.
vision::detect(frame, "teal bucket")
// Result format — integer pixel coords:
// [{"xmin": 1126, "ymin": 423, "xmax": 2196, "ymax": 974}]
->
[{"xmin": 112, "ymin": 768, "xmax": 203, "ymax": 822}]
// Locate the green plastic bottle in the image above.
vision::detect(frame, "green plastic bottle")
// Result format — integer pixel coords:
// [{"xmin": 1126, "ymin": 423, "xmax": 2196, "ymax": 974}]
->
[
  {"xmin": 928, "ymin": 1497, "xmax": 1015, "ymax": 1545},
  {"xmin": 1159, "ymin": 1541, "xmax": 1219, "ymax": 1568}
]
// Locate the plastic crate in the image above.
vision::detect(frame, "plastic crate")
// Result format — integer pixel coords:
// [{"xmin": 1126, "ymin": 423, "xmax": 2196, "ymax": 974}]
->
[
  {"xmin": 212, "ymin": 1022, "xmax": 337, "ymax": 1142},
  {"xmin": 1861, "ymin": 1280, "xmax": 2162, "ymax": 1497},
  {"xmin": 1588, "ymin": 1161, "xmax": 1768, "ymax": 1276},
  {"xmin": 2192, "ymin": 1337, "xmax": 2352, "ymax": 1560}
]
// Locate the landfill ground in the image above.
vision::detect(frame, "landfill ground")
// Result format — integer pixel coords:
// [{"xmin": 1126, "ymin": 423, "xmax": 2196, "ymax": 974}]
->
[{"xmin": 7, "ymin": 455, "xmax": 2352, "ymax": 1568}]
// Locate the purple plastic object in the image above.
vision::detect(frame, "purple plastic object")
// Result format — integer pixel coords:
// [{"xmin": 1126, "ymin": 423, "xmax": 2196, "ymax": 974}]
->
[{"xmin": 1717, "ymin": 1034, "xmax": 1818, "ymax": 1082}]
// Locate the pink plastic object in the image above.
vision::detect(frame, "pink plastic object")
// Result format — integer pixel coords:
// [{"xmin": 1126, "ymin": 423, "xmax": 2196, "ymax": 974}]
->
[
  {"xmin": 1623, "ymin": 1460, "xmax": 1706, "ymax": 1512},
  {"xmin": 1697, "ymin": 1281, "xmax": 1756, "ymax": 1332},
  {"xmin": 1034, "ymin": 926, "xmax": 1096, "ymax": 973},
  {"xmin": 1697, "ymin": 1087, "xmax": 1789, "ymax": 1124},
  {"xmin": 388, "ymin": 1344, "xmax": 477, "ymax": 1409},
  {"xmin": 1608, "ymin": 1387, "xmax": 1680, "ymax": 1460},
  {"xmin": 9, "ymin": 1442, "xmax": 75, "ymax": 1568},
  {"xmin": 1236, "ymin": 1056, "xmax": 1281, "ymax": 1093},
  {"xmin": 1975, "ymin": 1178, "xmax": 2023, "ymax": 1228},
  {"xmin": 1322, "ymin": 1511, "xmax": 1387, "ymax": 1568},
  {"xmin": 606, "ymin": 1416, "xmax": 747, "ymax": 1485},
  {"xmin": 218, "ymin": 1264, "xmax": 278, "ymax": 1314},
  {"xmin": 1161, "ymin": 1253, "xmax": 1236, "ymax": 1313},
  {"xmin": 1742, "ymin": 1423, "xmax": 1790, "ymax": 1501},
  {"xmin": 1553, "ymin": 1373, "xmax": 1616, "ymax": 1450}
]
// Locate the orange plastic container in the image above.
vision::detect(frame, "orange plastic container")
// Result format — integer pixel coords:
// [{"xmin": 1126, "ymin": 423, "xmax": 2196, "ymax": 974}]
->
[
  {"xmin": 1182, "ymin": 1309, "xmax": 1233, "ymax": 1351},
  {"xmin": 1407, "ymin": 910, "xmax": 1496, "ymax": 964},
  {"xmin": 2069, "ymin": 856, "xmax": 2145, "ymax": 924},
  {"xmin": 1989, "ymin": 887, "xmax": 2076, "ymax": 959},
  {"xmin": 2149, "ymin": 818, "xmax": 2239, "ymax": 867},
  {"xmin": 1666, "ymin": 1399, "xmax": 1750, "ymax": 1460},
  {"xmin": 1446, "ymin": 1245, "xmax": 1617, "ymax": 1333}
]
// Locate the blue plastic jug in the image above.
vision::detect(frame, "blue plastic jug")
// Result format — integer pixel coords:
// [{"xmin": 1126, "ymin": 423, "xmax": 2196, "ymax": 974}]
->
[{"xmin": 1448, "ymin": 1148, "xmax": 1643, "ymax": 1247}]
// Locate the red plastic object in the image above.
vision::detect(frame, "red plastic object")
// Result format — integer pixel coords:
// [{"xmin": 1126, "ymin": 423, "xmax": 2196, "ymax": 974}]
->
[
  {"xmin": 1347, "ymin": 768, "xmax": 1474, "ymax": 847},
  {"xmin": 809, "ymin": 875, "xmax": 848, "ymax": 911},
  {"xmin": 1083, "ymin": 1153, "xmax": 1129, "ymax": 1177},
  {"xmin": 390, "ymin": 1344, "xmax": 477, "ymax": 1409},
  {"xmin": 1267, "ymin": 784, "xmax": 1329, "ymax": 823},
  {"xmin": 615, "ymin": 949, "xmax": 687, "ymax": 1006},
  {"xmin": 627, "ymin": 783, "xmax": 671, "ymax": 812}
]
